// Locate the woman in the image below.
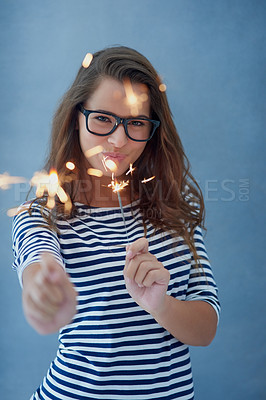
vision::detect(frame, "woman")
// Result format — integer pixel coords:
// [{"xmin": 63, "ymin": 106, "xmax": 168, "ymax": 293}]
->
[{"xmin": 13, "ymin": 46, "xmax": 220, "ymax": 400}]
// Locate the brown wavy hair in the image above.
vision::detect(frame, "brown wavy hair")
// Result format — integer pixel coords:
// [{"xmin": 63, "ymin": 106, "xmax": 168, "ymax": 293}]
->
[{"xmin": 42, "ymin": 46, "xmax": 205, "ymax": 266}]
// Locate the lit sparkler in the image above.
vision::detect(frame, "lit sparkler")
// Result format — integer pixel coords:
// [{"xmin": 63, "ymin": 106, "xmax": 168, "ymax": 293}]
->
[
  {"xmin": 108, "ymin": 175, "xmax": 130, "ymax": 243},
  {"xmin": 104, "ymin": 155, "xmax": 130, "ymax": 243},
  {"xmin": 108, "ymin": 176, "xmax": 129, "ymax": 193},
  {"xmin": 30, "ymin": 169, "xmax": 72, "ymax": 212}
]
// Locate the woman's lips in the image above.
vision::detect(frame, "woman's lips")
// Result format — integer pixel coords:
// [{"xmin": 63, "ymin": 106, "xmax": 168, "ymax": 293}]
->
[{"xmin": 103, "ymin": 152, "xmax": 127, "ymax": 162}]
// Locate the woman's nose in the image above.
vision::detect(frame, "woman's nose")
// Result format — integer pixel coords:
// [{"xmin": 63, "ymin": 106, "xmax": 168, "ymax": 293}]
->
[{"xmin": 107, "ymin": 123, "xmax": 128, "ymax": 148}]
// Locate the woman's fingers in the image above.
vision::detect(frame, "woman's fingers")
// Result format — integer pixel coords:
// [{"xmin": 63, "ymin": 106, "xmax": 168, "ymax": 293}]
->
[
  {"xmin": 125, "ymin": 253, "xmax": 167, "ymax": 287},
  {"xmin": 30, "ymin": 277, "xmax": 62, "ymax": 313},
  {"xmin": 22, "ymin": 254, "xmax": 77, "ymax": 334},
  {"xmin": 141, "ymin": 268, "xmax": 170, "ymax": 288},
  {"xmin": 40, "ymin": 252, "xmax": 64, "ymax": 284},
  {"xmin": 125, "ymin": 253, "xmax": 158, "ymax": 278},
  {"xmin": 24, "ymin": 292, "xmax": 58, "ymax": 321},
  {"xmin": 123, "ymin": 239, "xmax": 170, "ymax": 316},
  {"xmin": 34, "ymin": 268, "xmax": 64, "ymax": 304},
  {"xmin": 126, "ymin": 237, "xmax": 149, "ymax": 264}
]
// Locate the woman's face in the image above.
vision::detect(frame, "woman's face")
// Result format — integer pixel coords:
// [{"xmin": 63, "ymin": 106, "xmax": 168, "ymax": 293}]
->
[{"xmin": 78, "ymin": 77, "xmax": 150, "ymax": 177}]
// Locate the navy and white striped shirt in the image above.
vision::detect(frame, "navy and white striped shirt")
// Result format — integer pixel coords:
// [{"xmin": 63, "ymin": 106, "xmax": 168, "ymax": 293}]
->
[{"xmin": 12, "ymin": 201, "xmax": 220, "ymax": 400}]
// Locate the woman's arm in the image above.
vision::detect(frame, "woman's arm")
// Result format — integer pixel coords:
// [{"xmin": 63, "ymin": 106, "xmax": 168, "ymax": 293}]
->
[
  {"xmin": 124, "ymin": 238, "xmax": 218, "ymax": 347},
  {"xmin": 22, "ymin": 253, "xmax": 77, "ymax": 335},
  {"xmin": 151, "ymin": 296, "xmax": 217, "ymax": 346}
]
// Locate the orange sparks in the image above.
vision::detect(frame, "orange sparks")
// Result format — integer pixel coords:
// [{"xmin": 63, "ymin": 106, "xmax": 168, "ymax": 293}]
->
[
  {"xmin": 66, "ymin": 161, "xmax": 75, "ymax": 170},
  {"xmin": 0, "ymin": 172, "xmax": 27, "ymax": 190},
  {"xmin": 141, "ymin": 176, "xmax": 155, "ymax": 184},
  {"xmin": 125, "ymin": 163, "xmax": 136, "ymax": 175},
  {"xmin": 108, "ymin": 178, "xmax": 129, "ymax": 193},
  {"xmin": 84, "ymin": 145, "xmax": 104, "ymax": 159},
  {"xmin": 82, "ymin": 53, "xmax": 93, "ymax": 68}
]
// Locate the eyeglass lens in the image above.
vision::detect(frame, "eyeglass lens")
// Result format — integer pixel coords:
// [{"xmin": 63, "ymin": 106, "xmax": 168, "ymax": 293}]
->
[{"xmin": 87, "ymin": 112, "xmax": 154, "ymax": 141}]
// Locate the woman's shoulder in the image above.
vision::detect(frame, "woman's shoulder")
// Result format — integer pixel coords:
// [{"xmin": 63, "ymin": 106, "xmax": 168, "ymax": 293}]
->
[
  {"xmin": 13, "ymin": 200, "xmax": 50, "ymax": 220},
  {"xmin": 12, "ymin": 200, "xmax": 55, "ymax": 237}
]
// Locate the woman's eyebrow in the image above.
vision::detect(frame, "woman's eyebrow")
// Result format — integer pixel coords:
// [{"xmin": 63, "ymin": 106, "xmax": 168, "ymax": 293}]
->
[{"xmin": 93, "ymin": 109, "xmax": 150, "ymax": 119}]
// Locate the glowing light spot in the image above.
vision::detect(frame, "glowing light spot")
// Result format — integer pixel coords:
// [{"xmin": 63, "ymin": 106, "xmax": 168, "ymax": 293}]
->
[
  {"xmin": 123, "ymin": 78, "xmax": 149, "ymax": 116},
  {"xmin": 123, "ymin": 78, "xmax": 139, "ymax": 116},
  {"xmin": 84, "ymin": 145, "xmax": 103, "ymax": 159},
  {"xmin": 140, "ymin": 93, "xmax": 148, "ymax": 102},
  {"xmin": 104, "ymin": 159, "xmax": 117, "ymax": 172},
  {"xmin": 46, "ymin": 197, "xmax": 55, "ymax": 209},
  {"xmin": 66, "ymin": 161, "xmax": 75, "ymax": 170},
  {"xmin": 82, "ymin": 53, "xmax": 93, "ymax": 68},
  {"xmin": 87, "ymin": 168, "xmax": 103, "ymax": 177},
  {"xmin": 7, "ymin": 207, "xmax": 19, "ymax": 217},
  {"xmin": 0, "ymin": 172, "xmax": 27, "ymax": 190},
  {"xmin": 159, "ymin": 83, "xmax": 167, "ymax": 92},
  {"xmin": 48, "ymin": 170, "xmax": 59, "ymax": 197},
  {"xmin": 57, "ymin": 186, "xmax": 69, "ymax": 203}
]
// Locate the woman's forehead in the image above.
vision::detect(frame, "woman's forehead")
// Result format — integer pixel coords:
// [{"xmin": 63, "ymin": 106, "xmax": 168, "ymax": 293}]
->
[{"xmin": 85, "ymin": 77, "xmax": 150, "ymax": 117}]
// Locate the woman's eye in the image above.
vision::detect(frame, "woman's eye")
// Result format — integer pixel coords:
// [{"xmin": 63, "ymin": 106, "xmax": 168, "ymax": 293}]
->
[
  {"xmin": 96, "ymin": 115, "xmax": 111, "ymax": 123},
  {"xmin": 129, "ymin": 120, "xmax": 145, "ymax": 127}
]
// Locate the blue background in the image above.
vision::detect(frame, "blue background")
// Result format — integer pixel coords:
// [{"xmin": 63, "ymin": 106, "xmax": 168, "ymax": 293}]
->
[{"xmin": 0, "ymin": 0, "xmax": 265, "ymax": 399}]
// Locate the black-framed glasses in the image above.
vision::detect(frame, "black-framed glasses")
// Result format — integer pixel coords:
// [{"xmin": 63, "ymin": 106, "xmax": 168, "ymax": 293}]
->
[{"xmin": 78, "ymin": 105, "xmax": 160, "ymax": 142}]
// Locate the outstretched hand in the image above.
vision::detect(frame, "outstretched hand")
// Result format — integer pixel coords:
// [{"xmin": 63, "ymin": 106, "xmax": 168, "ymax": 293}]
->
[
  {"xmin": 123, "ymin": 238, "xmax": 170, "ymax": 316},
  {"xmin": 22, "ymin": 253, "xmax": 77, "ymax": 335}
]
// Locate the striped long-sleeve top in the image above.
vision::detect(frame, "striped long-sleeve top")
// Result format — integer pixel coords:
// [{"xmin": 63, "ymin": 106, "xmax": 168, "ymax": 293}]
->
[{"xmin": 12, "ymin": 201, "xmax": 220, "ymax": 400}]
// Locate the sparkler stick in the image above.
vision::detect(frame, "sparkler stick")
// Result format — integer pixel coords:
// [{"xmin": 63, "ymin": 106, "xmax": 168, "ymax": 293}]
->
[
  {"xmin": 104, "ymin": 160, "xmax": 130, "ymax": 244},
  {"xmin": 117, "ymin": 189, "xmax": 130, "ymax": 244},
  {"xmin": 110, "ymin": 178, "xmax": 130, "ymax": 244}
]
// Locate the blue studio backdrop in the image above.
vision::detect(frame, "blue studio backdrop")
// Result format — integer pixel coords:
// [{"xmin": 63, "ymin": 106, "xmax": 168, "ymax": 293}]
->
[{"xmin": 0, "ymin": 1, "xmax": 265, "ymax": 399}]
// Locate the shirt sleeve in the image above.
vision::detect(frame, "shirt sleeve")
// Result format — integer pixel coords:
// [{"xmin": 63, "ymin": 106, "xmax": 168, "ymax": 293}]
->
[
  {"xmin": 12, "ymin": 202, "xmax": 65, "ymax": 287},
  {"xmin": 185, "ymin": 226, "xmax": 221, "ymax": 323}
]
